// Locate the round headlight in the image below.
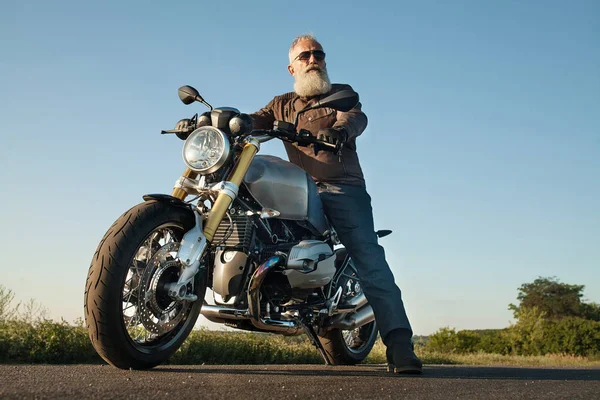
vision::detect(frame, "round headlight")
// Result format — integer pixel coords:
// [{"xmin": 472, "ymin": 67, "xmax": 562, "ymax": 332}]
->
[{"xmin": 182, "ymin": 126, "xmax": 230, "ymax": 174}]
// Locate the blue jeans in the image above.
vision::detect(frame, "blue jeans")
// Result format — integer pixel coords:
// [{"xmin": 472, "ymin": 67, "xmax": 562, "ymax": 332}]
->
[{"xmin": 317, "ymin": 182, "xmax": 412, "ymax": 339}]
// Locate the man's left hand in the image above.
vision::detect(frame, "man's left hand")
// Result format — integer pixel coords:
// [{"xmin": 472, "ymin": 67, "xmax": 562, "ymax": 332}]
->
[{"xmin": 317, "ymin": 128, "xmax": 347, "ymax": 152}]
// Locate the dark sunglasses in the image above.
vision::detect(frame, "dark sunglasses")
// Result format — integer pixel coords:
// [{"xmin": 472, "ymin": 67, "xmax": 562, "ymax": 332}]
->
[{"xmin": 293, "ymin": 50, "xmax": 326, "ymax": 62}]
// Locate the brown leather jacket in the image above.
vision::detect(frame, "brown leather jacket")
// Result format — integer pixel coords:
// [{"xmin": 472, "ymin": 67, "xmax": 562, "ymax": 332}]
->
[{"xmin": 251, "ymin": 84, "xmax": 368, "ymax": 187}]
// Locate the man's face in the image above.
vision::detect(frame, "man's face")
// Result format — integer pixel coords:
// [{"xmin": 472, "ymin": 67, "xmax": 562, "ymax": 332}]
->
[
  {"xmin": 288, "ymin": 40, "xmax": 326, "ymax": 77},
  {"xmin": 288, "ymin": 39, "xmax": 331, "ymax": 97}
]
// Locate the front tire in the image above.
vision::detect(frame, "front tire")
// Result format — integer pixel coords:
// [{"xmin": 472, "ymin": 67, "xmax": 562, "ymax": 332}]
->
[{"xmin": 84, "ymin": 200, "xmax": 206, "ymax": 369}]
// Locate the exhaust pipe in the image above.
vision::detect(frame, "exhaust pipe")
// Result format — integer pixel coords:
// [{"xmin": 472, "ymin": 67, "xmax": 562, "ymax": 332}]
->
[
  {"xmin": 344, "ymin": 292, "xmax": 368, "ymax": 310},
  {"xmin": 248, "ymin": 255, "xmax": 302, "ymax": 335},
  {"xmin": 200, "ymin": 305, "xmax": 249, "ymax": 323},
  {"xmin": 327, "ymin": 305, "xmax": 375, "ymax": 330}
]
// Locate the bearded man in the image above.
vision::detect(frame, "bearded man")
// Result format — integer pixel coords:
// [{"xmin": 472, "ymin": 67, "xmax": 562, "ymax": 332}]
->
[{"xmin": 250, "ymin": 35, "xmax": 422, "ymax": 374}]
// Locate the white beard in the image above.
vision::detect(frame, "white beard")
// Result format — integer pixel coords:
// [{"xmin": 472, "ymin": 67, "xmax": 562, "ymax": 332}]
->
[{"xmin": 293, "ymin": 66, "xmax": 331, "ymax": 97}]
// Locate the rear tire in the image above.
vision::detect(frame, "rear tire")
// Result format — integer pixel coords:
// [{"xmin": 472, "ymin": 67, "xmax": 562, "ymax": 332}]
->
[
  {"xmin": 84, "ymin": 200, "xmax": 206, "ymax": 369},
  {"xmin": 318, "ymin": 322, "xmax": 378, "ymax": 365},
  {"xmin": 318, "ymin": 255, "xmax": 378, "ymax": 364}
]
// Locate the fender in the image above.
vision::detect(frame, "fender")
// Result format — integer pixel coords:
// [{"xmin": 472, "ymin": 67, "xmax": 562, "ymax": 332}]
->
[{"xmin": 142, "ymin": 194, "xmax": 192, "ymax": 210}]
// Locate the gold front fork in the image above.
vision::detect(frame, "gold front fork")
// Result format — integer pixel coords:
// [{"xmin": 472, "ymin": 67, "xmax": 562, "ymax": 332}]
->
[
  {"xmin": 171, "ymin": 169, "xmax": 198, "ymax": 200},
  {"xmin": 171, "ymin": 139, "xmax": 260, "ymax": 243},
  {"xmin": 203, "ymin": 141, "xmax": 259, "ymax": 242}
]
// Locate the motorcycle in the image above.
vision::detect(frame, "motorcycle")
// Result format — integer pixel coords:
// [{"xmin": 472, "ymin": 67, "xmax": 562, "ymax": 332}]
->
[{"xmin": 84, "ymin": 85, "xmax": 388, "ymax": 369}]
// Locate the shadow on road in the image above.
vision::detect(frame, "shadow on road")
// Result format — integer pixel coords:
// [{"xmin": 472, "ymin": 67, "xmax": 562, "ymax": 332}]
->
[{"xmin": 154, "ymin": 365, "xmax": 600, "ymax": 381}]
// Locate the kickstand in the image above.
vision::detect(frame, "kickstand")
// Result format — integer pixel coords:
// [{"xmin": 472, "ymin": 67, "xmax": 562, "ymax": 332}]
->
[{"xmin": 300, "ymin": 321, "xmax": 334, "ymax": 365}]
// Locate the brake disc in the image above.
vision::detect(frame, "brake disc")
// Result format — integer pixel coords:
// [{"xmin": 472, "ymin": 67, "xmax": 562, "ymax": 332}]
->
[{"xmin": 137, "ymin": 242, "xmax": 190, "ymax": 335}]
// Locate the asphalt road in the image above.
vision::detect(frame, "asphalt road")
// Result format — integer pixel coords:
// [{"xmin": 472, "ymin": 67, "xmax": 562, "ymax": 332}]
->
[{"xmin": 1, "ymin": 364, "xmax": 599, "ymax": 399}]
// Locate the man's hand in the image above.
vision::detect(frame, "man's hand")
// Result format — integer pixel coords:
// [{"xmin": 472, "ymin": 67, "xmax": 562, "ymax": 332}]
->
[
  {"xmin": 317, "ymin": 127, "xmax": 347, "ymax": 153},
  {"xmin": 317, "ymin": 127, "xmax": 347, "ymax": 145},
  {"xmin": 174, "ymin": 118, "xmax": 193, "ymax": 140},
  {"xmin": 175, "ymin": 118, "xmax": 191, "ymax": 131}
]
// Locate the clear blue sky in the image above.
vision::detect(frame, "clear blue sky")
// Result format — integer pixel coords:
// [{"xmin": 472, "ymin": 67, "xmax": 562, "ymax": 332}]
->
[{"xmin": 1, "ymin": 0, "xmax": 598, "ymax": 335}]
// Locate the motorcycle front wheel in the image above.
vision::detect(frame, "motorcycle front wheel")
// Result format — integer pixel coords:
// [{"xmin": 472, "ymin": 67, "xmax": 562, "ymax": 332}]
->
[{"xmin": 84, "ymin": 200, "xmax": 207, "ymax": 369}]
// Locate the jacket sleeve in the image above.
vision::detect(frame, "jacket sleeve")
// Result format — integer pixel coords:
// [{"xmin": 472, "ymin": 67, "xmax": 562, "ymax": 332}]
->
[
  {"xmin": 333, "ymin": 101, "xmax": 367, "ymax": 141},
  {"xmin": 249, "ymin": 98, "xmax": 276, "ymax": 130}
]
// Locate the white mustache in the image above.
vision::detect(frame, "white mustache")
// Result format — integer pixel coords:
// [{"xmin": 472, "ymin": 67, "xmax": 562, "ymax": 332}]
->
[{"xmin": 304, "ymin": 65, "xmax": 323, "ymax": 73}]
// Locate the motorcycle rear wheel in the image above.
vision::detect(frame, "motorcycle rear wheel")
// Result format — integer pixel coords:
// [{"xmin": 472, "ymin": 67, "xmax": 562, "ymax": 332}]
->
[
  {"xmin": 318, "ymin": 259, "xmax": 378, "ymax": 364},
  {"xmin": 84, "ymin": 200, "xmax": 206, "ymax": 369},
  {"xmin": 318, "ymin": 321, "xmax": 378, "ymax": 365}
]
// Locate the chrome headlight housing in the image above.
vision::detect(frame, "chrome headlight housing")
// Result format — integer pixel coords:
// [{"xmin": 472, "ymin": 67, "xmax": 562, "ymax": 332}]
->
[{"xmin": 182, "ymin": 126, "xmax": 231, "ymax": 174}]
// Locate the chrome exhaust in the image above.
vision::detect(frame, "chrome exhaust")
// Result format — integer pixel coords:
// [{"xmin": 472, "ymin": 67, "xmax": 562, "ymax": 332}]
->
[
  {"xmin": 327, "ymin": 305, "xmax": 375, "ymax": 330},
  {"xmin": 344, "ymin": 292, "xmax": 368, "ymax": 310},
  {"xmin": 212, "ymin": 255, "xmax": 372, "ymax": 334},
  {"xmin": 200, "ymin": 305, "xmax": 249, "ymax": 323},
  {"xmin": 247, "ymin": 255, "xmax": 302, "ymax": 335}
]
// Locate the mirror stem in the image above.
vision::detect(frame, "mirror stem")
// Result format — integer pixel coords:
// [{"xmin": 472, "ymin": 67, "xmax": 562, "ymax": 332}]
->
[{"xmin": 198, "ymin": 98, "xmax": 213, "ymax": 111}]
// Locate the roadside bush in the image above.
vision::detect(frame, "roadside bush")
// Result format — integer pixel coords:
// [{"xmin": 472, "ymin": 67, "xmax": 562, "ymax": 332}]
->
[
  {"xmin": 508, "ymin": 308, "xmax": 600, "ymax": 356},
  {"xmin": 0, "ymin": 319, "xmax": 100, "ymax": 364},
  {"xmin": 476, "ymin": 329, "xmax": 512, "ymax": 355},
  {"xmin": 169, "ymin": 330, "xmax": 322, "ymax": 364},
  {"xmin": 544, "ymin": 317, "xmax": 600, "ymax": 356},
  {"xmin": 424, "ymin": 312, "xmax": 600, "ymax": 357},
  {"xmin": 425, "ymin": 327, "xmax": 488, "ymax": 354},
  {"xmin": 507, "ymin": 307, "xmax": 547, "ymax": 356},
  {"xmin": 426, "ymin": 327, "xmax": 511, "ymax": 355},
  {"xmin": 425, "ymin": 327, "xmax": 461, "ymax": 353}
]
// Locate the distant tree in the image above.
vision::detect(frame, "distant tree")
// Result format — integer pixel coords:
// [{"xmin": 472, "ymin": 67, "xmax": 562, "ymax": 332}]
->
[
  {"xmin": 509, "ymin": 277, "xmax": 597, "ymax": 321},
  {"xmin": 0, "ymin": 285, "xmax": 48, "ymax": 323},
  {"xmin": 0, "ymin": 285, "xmax": 17, "ymax": 321},
  {"xmin": 581, "ymin": 302, "xmax": 600, "ymax": 322}
]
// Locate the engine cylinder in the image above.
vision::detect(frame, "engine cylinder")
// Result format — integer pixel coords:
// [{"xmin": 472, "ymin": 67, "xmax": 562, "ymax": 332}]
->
[{"xmin": 283, "ymin": 240, "xmax": 336, "ymax": 289}]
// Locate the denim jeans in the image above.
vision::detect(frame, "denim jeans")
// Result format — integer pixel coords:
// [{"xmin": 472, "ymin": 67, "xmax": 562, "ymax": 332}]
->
[{"xmin": 317, "ymin": 182, "xmax": 412, "ymax": 339}]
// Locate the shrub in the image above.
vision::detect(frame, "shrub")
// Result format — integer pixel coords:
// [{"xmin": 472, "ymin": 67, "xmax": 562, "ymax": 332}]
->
[
  {"xmin": 476, "ymin": 329, "xmax": 512, "ymax": 355},
  {"xmin": 506, "ymin": 307, "xmax": 600, "ymax": 356},
  {"xmin": 0, "ymin": 319, "xmax": 100, "ymax": 364},
  {"xmin": 426, "ymin": 327, "xmax": 511, "ymax": 355},
  {"xmin": 425, "ymin": 327, "xmax": 461, "ymax": 353},
  {"xmin": 169, "ymin": 330, "xmax": 322, "ymax": 364}
]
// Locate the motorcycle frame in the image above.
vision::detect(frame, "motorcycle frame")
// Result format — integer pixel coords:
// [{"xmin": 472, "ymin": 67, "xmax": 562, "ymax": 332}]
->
[
  {"xmin": 163, "ymin": 137, "xmax": 260, "ymax": 301},
  {"xmin": 161, "ymin": 133, "xmax": 374, "ymax": 337}
]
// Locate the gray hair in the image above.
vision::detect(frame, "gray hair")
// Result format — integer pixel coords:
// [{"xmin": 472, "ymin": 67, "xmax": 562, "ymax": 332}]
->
[{"xmin": 288, "ymin": 34, "xmax": 321, "ymax": 63}]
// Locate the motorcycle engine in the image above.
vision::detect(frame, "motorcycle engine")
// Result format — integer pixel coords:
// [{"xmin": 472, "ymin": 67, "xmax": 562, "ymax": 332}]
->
[{"xmin": 283, "ymin": 240, "xmax": 336, "ymax": 289}]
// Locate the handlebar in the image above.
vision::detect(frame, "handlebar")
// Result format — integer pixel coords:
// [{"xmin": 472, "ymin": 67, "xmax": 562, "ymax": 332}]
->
[
  {"xmin": 160, "ymin": 128, "xmax": 192, "ymax": 135},
  {"xmin": 161, "ymin": 120, "xmax": 338, "ymax": 154},
  {"xmin": 251, "ymin": 128, "xmax": 337, "ymax": 152}
]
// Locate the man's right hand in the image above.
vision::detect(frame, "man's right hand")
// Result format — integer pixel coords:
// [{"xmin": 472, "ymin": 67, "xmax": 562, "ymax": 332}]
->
[{"xmin": 317, "ymin": 127, "xmax": 347, "ymax": 154}]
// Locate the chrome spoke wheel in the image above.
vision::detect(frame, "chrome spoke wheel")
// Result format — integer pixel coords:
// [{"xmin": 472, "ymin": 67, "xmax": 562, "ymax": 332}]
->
[
  {"xmin": 121, "ymin": 225, "xmax": 191, "ymax": 346},
  {"xmin": 85, "ymin": 200, "xmax": 206, "ymax": 369},
  {"xmin": 340, "ymin": 268, "xmax": 377, "ymax": 354}
]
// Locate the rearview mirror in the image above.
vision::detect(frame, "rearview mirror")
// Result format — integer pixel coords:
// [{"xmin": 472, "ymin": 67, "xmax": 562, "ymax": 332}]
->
[
  {"xmin": 294, "ymin": 90, "xmax": 359, "ymax": 126},
  {"xmin": 177, "ymin": 85, "xmax": 213, "ymax": 110},
  {"xmin": 312, "ymin": 90, "xmax": 359, "ymax": 112},
  {"xmin": 178, "ymin": 85, "xmax": 201, "ymax": 105}
]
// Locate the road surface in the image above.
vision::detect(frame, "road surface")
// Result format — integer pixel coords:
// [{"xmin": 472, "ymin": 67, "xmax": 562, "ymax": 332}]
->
[{"xmin": 1, "ymin": 364, "xmax": 599, "ymax": 399}]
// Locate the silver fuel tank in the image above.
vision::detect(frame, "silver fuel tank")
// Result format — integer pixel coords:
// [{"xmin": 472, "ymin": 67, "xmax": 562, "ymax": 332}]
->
[{"xmin": 243, "ymin": 155, "xmax": 328, "ymax": 235}]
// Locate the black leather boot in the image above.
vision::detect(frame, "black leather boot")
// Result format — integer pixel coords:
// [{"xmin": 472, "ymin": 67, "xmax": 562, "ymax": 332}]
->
[{"xmin": 384, "ymin": 329, "xmax": 422, "ymax": 374}]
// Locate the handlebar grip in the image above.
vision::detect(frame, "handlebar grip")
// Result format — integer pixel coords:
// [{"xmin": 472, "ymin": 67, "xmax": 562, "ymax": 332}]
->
[
  {"xmin": 313, "ymin": 141, "xmax": 337, "ymax": 152},
  {"xmin": 161, "ymin": 128, "xmax": 192, "ymax": 135}
]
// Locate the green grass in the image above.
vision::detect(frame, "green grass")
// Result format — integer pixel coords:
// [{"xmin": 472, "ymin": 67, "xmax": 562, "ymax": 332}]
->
[
  {"xmin": 3, "ymin": 285, "xmax": 598, "ymax": 366},
  {"xmin": 1, "ymin": 320, "xmax": 598, "ymax": 367},
  {"xmin": 169, "ymin": 330, "xmax": 323, "ymax": 364},
  {"xmin": 366, "ymin": 340, "xmax": 600, "ymax": 367},
  {"xmin": 417, "ymin": 349, "xmax": 600, "ymax": 367}
]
